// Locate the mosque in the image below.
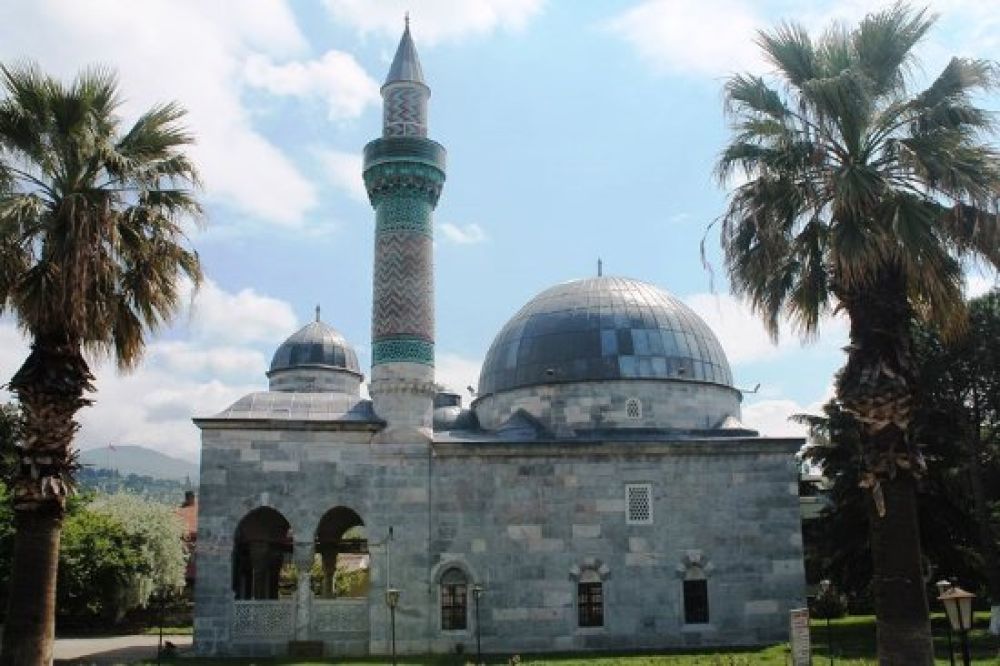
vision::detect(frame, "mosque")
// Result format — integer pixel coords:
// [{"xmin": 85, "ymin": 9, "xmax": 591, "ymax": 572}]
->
[{"xmin": 192, "ymin": 22, "xmax": 805, "ymax": 658}]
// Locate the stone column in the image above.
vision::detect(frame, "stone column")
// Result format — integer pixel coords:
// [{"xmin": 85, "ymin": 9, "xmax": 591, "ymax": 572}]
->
[{"xmin": 293, "ymin": 541, "xmax": 315, "ymax": 640}]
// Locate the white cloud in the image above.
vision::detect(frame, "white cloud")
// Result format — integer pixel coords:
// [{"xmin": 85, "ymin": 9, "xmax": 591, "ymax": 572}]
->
[
  {"xmin": 324, "ymin": 0, "xmax": 545, "ymax": 44},
  {"xmin": 741, "ymin": 384, "xmax": 834, "ymax": 439},
  {"xmin": 0, "ymin": 0, "xmax": 328, "ymax": 227},
  {"xmin": 150, "ymin": 342, "xmax": 268, "ymax": 380},
  {"xmin": 965, "ymin": 271, "xmax": 998, "ymax": 299},
  {"xmin": 684, "ymin": 292, "xmax": 848, "ymax": 365},
  {"xmin": 436, "ymin": 353, "xmax": 482, "ymax": 398},
  {"xmin": 605, "ymin": 0, "xmax": 766, "ymax": 77},
  {"xmin": 315, "ymin": 149, "xmax": 368, "ymax": 203},
  {"xmin": 245, "ymin": 50, "xmax": 380, "ymax": 120},
  {"xmin": 608, "ymin": 0, "xmax": 1000, "ymax": 80},
  {"xmin": 181, "ymin": 278, "xmax": 299, "ymax": 346},
  {"xmin": 0, "ymin": 279, "xmax": 300, "ymax": 461},
  {"xmin": 439, "ymin": 222, "xmax": 488, "ymax": 245}
]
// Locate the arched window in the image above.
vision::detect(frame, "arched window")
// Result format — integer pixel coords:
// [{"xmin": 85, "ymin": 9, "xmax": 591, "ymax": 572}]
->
[
  {"xmin": 231, "ymin": 507, "xmax": 293, "ymax": 600},
  {"xmin": 313, "ymin": 507, "xmax": 368, "ymax": 599},
  {"xmin": 577, "ymin": 569, "xmax": 604, "ymax": 627},
  {"xmin": 683, "ymin": 577, "xmax": 709, "ymax": 624},
  {"xmin": 678, "ymin": 552, "xmax": 711, "ymax": 625},
  {"xmin": 440, "ymin": 567, "xmax": 468, "ymax": 631}
]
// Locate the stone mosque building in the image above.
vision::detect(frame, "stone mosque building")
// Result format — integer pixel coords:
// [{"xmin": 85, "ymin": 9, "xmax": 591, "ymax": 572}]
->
[{"xmin": 192, "ymin": 23, "xmax": 805, "ymax": 658}]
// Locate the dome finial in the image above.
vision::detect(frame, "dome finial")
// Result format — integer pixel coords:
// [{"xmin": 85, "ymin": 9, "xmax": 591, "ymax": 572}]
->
[
  {"xmin": 315, "ymin": 304, "xmax": 321, "ymax": 322},
  {"xmin": 597, "ymin": 258, "xmax": 603, "ymax": 277},
  {"xmin": 405, "ymin": 11, "xmax": 410, "ymax": 30}
]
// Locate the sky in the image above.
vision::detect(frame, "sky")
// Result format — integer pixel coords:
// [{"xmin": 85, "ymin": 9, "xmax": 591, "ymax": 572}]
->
[{"xmin": 1, "ymin": 0, "xmax": 998, "ymax": 462}]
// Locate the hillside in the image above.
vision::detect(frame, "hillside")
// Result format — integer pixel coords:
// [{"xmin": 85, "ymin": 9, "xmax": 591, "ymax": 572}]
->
[{"xmin": 79, "ymin": 445, "xmax": 199, "ymax": 483}]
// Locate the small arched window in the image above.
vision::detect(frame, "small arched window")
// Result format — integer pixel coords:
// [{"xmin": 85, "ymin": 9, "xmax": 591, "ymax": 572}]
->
[
  {"xmin": 577, "ymin": 569, "xmax": 604, "ymax": 627},
  {"xmin": 682, "ymin": 562, "xmax": 710, "ymax": 625},
  {"xmin": 440, "ymin": 567, "xmax": 468, "ymax": 631}
]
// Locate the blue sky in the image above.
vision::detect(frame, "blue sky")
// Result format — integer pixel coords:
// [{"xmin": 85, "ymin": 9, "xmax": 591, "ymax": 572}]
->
[{"xmin": 1, "ymin": 0, "xmax": 997, "ymax": 461}]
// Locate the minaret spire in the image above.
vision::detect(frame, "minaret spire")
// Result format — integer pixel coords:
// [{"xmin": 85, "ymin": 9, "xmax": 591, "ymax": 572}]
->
[
  {"xmin": 382, "ymin": 16, "xmax": 428, "ymax": 137},
  {"xmin": 364, "ymin": 21, "xmax": 447, "ymax": 441}
]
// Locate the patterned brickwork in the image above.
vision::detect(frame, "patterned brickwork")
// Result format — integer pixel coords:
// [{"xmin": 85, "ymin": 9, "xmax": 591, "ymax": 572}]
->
[
  {"xmin": 372, "ymin": 231, "xmax": 434, "ymax": 344},
  {"xmin": 372, "ymin": 337, "xmax": 434, "ymax": 366},
  {"xmin": 383, "ymin": 84, "xmax": 427, "ymax": 138}
]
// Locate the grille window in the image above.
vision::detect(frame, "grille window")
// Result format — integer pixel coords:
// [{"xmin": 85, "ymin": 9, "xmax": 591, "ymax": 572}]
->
[
  {"xmin": 626, "ymin": 484, "xmax": 653, "ymax": 525},
  {"xmin": 625, "ymin": 397, "xmax": 642, "ymax": 419},
  {"xmin": 577, "ymin": 582, "xmax": 604, "ymax": 627},
  {"xmin": 683, "ymin": 579, "xmax": 709, "ymax": 624},
  {"xmin": 440, "ymin": 568, "xmax": 468, "ymax": 630}
]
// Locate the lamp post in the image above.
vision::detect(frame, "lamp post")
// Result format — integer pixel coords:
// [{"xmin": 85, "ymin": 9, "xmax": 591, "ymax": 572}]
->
[
  {"xmin": 472, "ymin": 584, "xmax": 483, "ymax": 665},
  {"xmin": 936, "ymin": 580, "xmax": 956, "ymax": 666},
  {"xmin": 818, "ymin": 579, "xmax": 834, "ymax": 666},
  {"xmin": 938, "ymin": 585, "xmax": 976, "ymax": 666},
  {"xmin": 386, "ymin": 587, "xmax": 400, "ymax": 666}
]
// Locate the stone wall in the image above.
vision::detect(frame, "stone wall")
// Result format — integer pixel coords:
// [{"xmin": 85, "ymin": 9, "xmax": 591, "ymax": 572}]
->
[
  {"xmin": 473, "ymin": 380, "xmax": 743, "ymax": 435},
  {"xmin": 193, "ymin": 420, "xmax": 804, "ymax": 657}
]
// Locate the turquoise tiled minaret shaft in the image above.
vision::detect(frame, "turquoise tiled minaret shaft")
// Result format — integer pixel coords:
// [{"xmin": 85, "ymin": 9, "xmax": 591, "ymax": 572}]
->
[{"xmin": 364, "ymin": 20, "xmax": 446, "ymax": 434}]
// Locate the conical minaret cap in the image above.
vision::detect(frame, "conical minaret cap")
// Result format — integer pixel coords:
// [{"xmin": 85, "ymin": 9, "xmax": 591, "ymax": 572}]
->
[{"xmin": 384, "ymin": 18, "xmax": 425, "ymax": 86}]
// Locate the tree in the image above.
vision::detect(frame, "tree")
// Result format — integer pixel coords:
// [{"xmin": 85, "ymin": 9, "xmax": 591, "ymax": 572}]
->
[
  {"xmin": 57, "ymin": 509, "xmax": 147, "ymax": 624},
  {"xmin": 912, "ymin": 290, "xmax": 1000, "ymax": 632},
  {"xmin": 57, "ymin": 493, "xmax": 186, "ymax": 625},
  {"xmin": 715, "ymin": 4, "xmax": 1000, "ymax": 662},
  {"xmin": 0, "ymin": 64, "xmax": 201, "ymax": 664}
]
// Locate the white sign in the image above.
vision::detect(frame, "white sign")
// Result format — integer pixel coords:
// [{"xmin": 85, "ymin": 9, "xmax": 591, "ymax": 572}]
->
[{"xmin": 790, "ymin": 607, "xmax": 811, "ymax": 666}]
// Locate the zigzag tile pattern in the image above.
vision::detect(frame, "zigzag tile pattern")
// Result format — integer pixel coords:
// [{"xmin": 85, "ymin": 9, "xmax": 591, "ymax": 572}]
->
[
  {"xmin": 373, "ymin": 231, "xmax": 434, "ymax": 343},
  {"xmin": 383, "ymin": 86, "xmax": 426, "ymax": 137}
]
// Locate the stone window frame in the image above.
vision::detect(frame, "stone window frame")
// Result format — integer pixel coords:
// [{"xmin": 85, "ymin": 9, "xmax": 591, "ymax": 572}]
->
[
  {"xmin": 569, "ymin": 559, "xmax": 610, "ymax": 632},
  {"xmin": 625, "ymin": 483, "xmax": 653, "ymax": 525},
  {"xmin": 430, "ymin": 559, "xmax": 478, "ymax": 635},
  {"xmin": 675, "ymin": 550, "xmax": 714, "ymax": 628}
]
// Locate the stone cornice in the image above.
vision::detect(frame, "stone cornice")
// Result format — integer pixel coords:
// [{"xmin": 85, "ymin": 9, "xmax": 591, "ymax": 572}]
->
[{"xmin": 430, "ymin": 437, "xmax": 803, "ymax": 458}]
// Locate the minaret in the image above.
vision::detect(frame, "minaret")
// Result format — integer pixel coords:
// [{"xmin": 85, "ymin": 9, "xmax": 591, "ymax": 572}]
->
[{"xmin": 364, "ymin": 18, "xmax": 446, "ymax": 440}]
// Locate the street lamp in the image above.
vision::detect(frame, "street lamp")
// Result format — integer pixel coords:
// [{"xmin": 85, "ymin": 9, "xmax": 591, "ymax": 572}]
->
[
  {"xmin": 386, "ymin": 587, "xmax": 400, "ymax": 666},
  {"xmin": 936, "ymin": 580, "xmax": 956, "ymax": 666},
  {"xmin": 817, "ymin": 579, "xmax": 834, "ymax": 666},
  {"xmin": 471, "ymin": 584, "xmax": 484, "ymax": 665},
  {"xmin": 938, "ymin": 585, "xmax": 975, "ymax": 666}
]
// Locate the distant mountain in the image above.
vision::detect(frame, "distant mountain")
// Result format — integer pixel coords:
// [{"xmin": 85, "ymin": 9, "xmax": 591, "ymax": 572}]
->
[{"xmin": 79, "ymin": 445, "xmax": 199, "ymax": 483}]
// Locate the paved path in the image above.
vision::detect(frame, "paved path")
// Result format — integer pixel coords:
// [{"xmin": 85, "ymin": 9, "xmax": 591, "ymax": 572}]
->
[{"xmin": 54, "ymin": 634, "xmax": 192, "ymax": 665}]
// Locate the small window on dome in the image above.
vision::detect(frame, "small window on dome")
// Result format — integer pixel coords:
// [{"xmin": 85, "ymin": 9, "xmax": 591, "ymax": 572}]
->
[{"xmin": 625, "ymin": 398, "xmax": 642, "ymax": 420}]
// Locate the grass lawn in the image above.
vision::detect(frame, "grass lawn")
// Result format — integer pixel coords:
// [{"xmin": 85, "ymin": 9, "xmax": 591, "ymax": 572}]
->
[{"xmin": 146, "ymin": 613, "xmax": 999, "ymax": 665}]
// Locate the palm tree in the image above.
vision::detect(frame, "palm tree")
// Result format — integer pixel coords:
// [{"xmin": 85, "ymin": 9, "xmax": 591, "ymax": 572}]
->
[
  {"xmin": 715, "ymin": 4, "xmax": 1000, "ymax": 663},
  {"xmin": 0, "ymin": 64, "xmax": 201, "ymax": 665}
]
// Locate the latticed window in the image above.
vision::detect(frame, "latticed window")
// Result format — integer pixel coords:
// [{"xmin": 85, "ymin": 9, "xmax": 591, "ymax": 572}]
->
[
  {"xmin": 625, "ymin": 483, "xmax": 653, "ymax": 525},
  {"xmin": 625, "ymin": 397, "xmax": 642, "ymax": 419},
  {"xmin": 440, "ymin": 568, "xmax": 468, "ymax": 630},
  {"xmin": 577, "ymin": 579, "xmax": 604, "ymax": 627},
  {"xmin": 683, "ymin": 579, "xmax": 709, "ymax": 624}
]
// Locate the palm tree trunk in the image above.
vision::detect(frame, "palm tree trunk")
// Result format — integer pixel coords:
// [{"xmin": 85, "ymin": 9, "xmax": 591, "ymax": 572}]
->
[
  {"xmin": 868, "ymin": 473, "xmax": 933, "ymax": 664},
  {"xmin": 0, "ymin": 506, "xmax": 62, "ymax": 666},
  {"xmin": 838, "ymin": 267, "xmax": 933, "ymax": 665},
  {"xmin": 1, "ymin": 340, "xmax": 92, "ymax": 666}
]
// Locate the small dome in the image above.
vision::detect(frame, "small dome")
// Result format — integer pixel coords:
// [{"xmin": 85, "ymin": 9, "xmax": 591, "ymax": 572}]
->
[
  {"xmin": 478, "ymin": 276, "xmax": 732, "ymax": 397},
  {"xmin": 269, "ymin": 320, "xmax": 361, "ymax": 375}
]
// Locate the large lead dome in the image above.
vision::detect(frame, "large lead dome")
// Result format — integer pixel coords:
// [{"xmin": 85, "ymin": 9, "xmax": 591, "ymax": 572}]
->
[{"xmin": 478, "ymin": 277, "xmax": 732, "ymax": 397}]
